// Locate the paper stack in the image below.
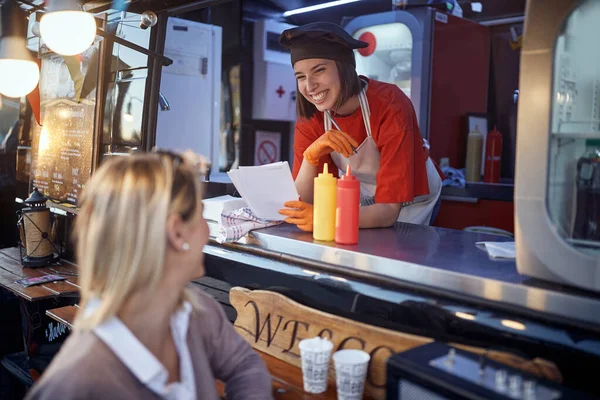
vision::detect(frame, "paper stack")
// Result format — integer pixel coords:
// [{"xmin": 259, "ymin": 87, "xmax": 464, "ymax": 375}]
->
[
  {"xmin": 202, "ymin": 195, "xmax": 247, "ymax": 222},
  {"xmin": 227, "ymin": 161, "xmax": 299, "ymax": 221}
]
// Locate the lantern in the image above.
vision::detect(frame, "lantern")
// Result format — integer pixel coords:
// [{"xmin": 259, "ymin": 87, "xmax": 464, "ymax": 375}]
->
[{"xmin": 17, "ymin": 188, "xmax": 59, "ymax": 267}]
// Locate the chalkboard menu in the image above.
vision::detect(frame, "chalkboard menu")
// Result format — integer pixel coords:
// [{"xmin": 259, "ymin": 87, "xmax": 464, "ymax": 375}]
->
[{"xmin": 30, "ymin": 43, "xmax": 100, "ymax": 205}]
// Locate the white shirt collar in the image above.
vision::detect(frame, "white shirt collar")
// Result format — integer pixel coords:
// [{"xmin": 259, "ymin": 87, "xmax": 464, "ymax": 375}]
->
[{"xmin": 88, "ymin": 299, "xmax": 195, "ymax": 399}]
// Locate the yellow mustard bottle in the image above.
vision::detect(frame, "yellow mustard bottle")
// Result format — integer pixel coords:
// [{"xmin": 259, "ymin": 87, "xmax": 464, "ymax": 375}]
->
[
  {"xmin": 465, "ymin": 125, "xmax": 483, "ymax": 182},
  {"xmin": 313, "ymin": 163, "xmax": 337, "ymax": 241}
]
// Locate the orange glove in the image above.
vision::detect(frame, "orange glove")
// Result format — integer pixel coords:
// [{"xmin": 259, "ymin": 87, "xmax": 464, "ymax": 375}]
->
[
  {"xmin": 303, "ymin": 130, "xmax": 359, "ymax": 167},
  {"xmin": 279, "ymin": 201, "xmax": 314, "ymax": 232}
]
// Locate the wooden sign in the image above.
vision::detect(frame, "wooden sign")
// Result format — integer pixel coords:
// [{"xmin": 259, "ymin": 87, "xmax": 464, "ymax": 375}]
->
[
  {"xmin": 231, "ymin": 287, "xmax": 562, "ymax": 399},
  {"xmin": 230, "ymin": 287, "xmax": 432, "ymax": 400}
]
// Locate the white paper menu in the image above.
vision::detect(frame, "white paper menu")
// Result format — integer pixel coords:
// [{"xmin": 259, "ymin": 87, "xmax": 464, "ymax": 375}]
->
[{"xmin": 227, "ymin": 161, "xmax": 299, "ymax": 221}]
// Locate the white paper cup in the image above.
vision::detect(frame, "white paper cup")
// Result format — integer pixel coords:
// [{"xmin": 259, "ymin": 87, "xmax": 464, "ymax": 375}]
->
[
  {"xmin": 298, "ymin": 337, "xmax": 334, "ymax": 393},
  {"xmin": 333, "ymin": 349, "xmax": 371, "ymax": 400}
]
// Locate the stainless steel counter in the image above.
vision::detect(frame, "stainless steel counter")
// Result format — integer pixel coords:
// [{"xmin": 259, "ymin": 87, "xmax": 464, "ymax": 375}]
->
[
  {"xmin": 441, "ymin": 182, "xmax": 514, "ymax": 202},
  {"xmin": 212, "ymin": 223, "xmax": 600, "ymax": 328}
]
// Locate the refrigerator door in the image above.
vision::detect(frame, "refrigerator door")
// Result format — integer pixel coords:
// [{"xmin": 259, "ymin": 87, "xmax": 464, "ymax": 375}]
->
[
  {"xmin": 344, "ymin": 9, "xmax": 433, "ymax": 139},
  {"xmin": 516, "ymin": 0, "xmax": 600, "ymax": 291},
  {"xmin": 156, "ymin": 18, "xmax": 222, "ymax": 174}
]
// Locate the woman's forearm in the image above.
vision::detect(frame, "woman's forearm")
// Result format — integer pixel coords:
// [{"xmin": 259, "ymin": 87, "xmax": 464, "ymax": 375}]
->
[
  {"xmin": 359, "ymin": 202, "xmax": 401, "ymax": 228},
  {"xmin": 294, "ymin": 159, "xmax": 318, "ymax": 203}
]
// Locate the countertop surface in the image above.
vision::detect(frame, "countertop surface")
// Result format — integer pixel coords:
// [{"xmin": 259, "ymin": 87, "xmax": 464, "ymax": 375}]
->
[{"xmin": 211, "ymin": 222, "xmax": 600, "ymax": 328}]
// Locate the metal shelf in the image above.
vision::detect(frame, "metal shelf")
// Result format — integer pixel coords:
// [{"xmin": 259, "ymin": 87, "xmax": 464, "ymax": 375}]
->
[{"xmin": 551, "ymin": 132, "xmax": 600, "ymax": 139}]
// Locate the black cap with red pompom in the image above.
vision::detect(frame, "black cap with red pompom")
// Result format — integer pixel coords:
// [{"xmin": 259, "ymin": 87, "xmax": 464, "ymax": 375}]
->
[{"xmin": 279, "ymin": 22, "xmax": 368, "ymax": 67}]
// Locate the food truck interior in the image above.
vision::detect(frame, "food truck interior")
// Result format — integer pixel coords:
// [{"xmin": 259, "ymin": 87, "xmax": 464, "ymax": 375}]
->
[{"xmin": 0, "ymin": 0, "xmax": 599, "ymax": 399}]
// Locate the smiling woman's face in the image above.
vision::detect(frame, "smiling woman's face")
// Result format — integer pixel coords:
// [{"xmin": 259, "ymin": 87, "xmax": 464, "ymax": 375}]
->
[{"xmin": 294, "ymin": 58, "xmax": 341, "ymax": 112}]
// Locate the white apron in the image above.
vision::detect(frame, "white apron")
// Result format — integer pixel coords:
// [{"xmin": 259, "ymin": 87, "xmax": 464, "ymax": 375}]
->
[{"xmin": 325, "ymin": 84, "xmax": 442, "ymax": 225}]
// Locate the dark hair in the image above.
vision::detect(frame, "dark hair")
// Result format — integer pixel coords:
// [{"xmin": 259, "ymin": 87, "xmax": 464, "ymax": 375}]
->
[{"xmin": 296, "ymin": 61, "xmax": 362, "ymax": 120}]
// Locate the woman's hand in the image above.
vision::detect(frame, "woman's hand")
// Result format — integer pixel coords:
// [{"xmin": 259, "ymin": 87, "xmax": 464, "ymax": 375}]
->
[
  {"xmin": 279, "ymin": 201, "xmax": 314, "ymax": 232},
  {"xmin": 303, "ymin": 130, "xmax": 359, "ymax": 166}
]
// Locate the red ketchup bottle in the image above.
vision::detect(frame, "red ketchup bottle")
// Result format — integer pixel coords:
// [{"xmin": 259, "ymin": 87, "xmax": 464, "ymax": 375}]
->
[
  {"xmin": 335, "ymin": 165, "xmax": 360, "ymax": 245},
  {"xmin": 484, "ymin": 125, "xmax": 503, "ymax": 183}
]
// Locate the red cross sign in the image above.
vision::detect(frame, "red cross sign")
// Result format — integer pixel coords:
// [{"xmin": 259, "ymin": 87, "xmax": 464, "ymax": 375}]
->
[{"xmin": 276, "ymin": 85, "xmax": 285, "ymax": 98}]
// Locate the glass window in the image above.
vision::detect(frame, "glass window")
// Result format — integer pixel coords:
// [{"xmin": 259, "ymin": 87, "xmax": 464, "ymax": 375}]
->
[
  {"xmin": 549, "ymin": 0, "xmax": 600, "ymax": 253},
  {"xmin": 220, "ymin": 65, "xmax": 240, "ymax": 171},
  {"xmin": 352, "ymin": 23, "xmax": 413, "ymax": 99},
  {"xmin": 29, "ymin": 38, "xmax": 101, "ymax": 204},
  {"xmin": 102, "ymin": 11, "xmax": 150, "ymax": 156},
  {"xmin": 0, "ymin": 98, "xmax": 19, "ymax": 147}
]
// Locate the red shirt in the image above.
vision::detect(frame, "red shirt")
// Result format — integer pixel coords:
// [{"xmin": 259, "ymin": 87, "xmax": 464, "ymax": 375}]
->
[{"xmin": 292, "ymin": 77, "xmax": 430, "ymax": 204}]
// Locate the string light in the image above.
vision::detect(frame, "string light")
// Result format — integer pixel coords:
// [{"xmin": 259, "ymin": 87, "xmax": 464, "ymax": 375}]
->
[
  {"xmin": 40, "ymin": 0, "xmax": 96, "ymax": 56},
  {"xmin": 0, "ymin": 0, "xmax": 39, "ymax": 98}
]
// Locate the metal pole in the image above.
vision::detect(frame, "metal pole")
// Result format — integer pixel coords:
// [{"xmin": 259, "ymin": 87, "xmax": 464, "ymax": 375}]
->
[
  {"xmin": 13, "ymin": 0, "xmax": 173, "ymax": 66},
  {"xmin": 95, "ymin": 28, "xmax": 173, "ymax": 67}
]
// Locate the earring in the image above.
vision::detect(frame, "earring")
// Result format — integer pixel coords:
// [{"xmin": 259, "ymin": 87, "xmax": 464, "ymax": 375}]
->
[{"xmin": 182, "ymin": 242, "xmax": 190, "ymax": 251}]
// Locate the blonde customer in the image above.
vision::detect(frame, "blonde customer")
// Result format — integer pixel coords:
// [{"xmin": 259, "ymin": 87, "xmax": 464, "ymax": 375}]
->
[{"xmin": 26, "ymin": 151, "xmax": 273, "ymax": 399}]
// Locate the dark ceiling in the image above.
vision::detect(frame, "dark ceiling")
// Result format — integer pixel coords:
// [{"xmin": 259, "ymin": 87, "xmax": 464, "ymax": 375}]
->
[
  {"xmin": 76, "ymin": 0, "xmax": 526, "ymax": 23},
  {"xmin": 243, "ymin": 0, "xmax": 527, "ymax": 25}
]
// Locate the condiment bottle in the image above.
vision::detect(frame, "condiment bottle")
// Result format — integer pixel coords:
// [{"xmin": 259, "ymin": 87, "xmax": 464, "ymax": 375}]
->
[
  {"xmin": 572, "ymin": 139, "xmax": 600, "ymax": 241},
  {"xmin": 335, "ymin": 165, "xmax": 360, "ymax": 245},
  {"xmin": 484, "ymin": 125, "xmax": 503, "ymax": 183},
  {"xmin": 313, "ymin": 163, "xmax": 337, "ymax": 241},
  {"xmin": 465, "ymin": 125, "xmax": 483, "ymax": 182}
]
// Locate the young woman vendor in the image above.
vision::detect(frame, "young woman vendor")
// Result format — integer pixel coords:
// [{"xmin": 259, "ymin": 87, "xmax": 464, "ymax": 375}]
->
[{"xmin": 278, "ymin": 22, "xmax": 443, "ymax": 232}]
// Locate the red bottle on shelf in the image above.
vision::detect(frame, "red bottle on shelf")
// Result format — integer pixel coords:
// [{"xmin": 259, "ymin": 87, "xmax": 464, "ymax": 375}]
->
[
  {"xmin": 484, "ymin": 125, "xmax": 503, "ymax": 183},
  {"xmin": 335, "ymin": 165, "xmax": 360, "ymax": 245}
]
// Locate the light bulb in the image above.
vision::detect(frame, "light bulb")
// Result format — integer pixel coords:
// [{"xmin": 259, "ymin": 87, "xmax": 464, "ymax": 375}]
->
[
  {"xmin": 40, "ymin": 11, "xmax": 96, "ymax": 56},
  {"xmin": 0, "ymin": 59, "xmax": 39, "ymax": 98},
  {"xmin": 140, "ymin": 11, "xmax": 158, "ymax": 30},
  {"xmin": 0, "ymin": 36, "xmax": 39, "ymax": 98},
  {"xmin": 0, "ymin": 1, "xmax": 40, "ymax": 98}
]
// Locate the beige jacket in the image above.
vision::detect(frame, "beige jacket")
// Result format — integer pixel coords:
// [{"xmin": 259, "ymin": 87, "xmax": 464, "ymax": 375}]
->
[{"xmin": 26, "ymin": 287, "xmax": 273, "ymax": 400}]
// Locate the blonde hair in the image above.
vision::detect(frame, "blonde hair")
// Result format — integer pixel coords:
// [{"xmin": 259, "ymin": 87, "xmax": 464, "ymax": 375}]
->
[{"xmin": 73, "ymin": 152, "xmax": 205, "ymax": 330}]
